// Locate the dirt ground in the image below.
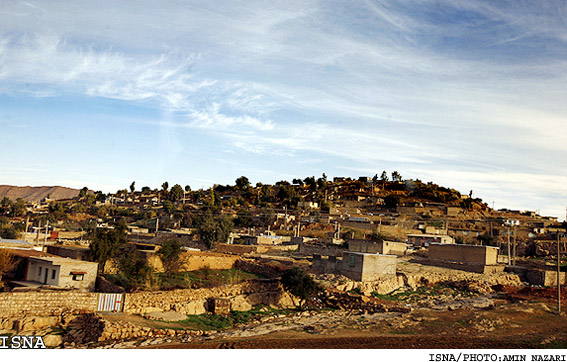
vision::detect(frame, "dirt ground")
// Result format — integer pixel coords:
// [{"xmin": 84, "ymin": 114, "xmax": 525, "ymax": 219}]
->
[
  {"xmin": 131, "ymin": 294, "xmax": 567, "ymax": 349},
  {"xmin": 98, "ymin": 259, "xmax": 567, "ymax": 350}
]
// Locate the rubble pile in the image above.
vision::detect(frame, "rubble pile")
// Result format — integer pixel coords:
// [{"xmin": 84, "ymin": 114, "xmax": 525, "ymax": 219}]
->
[
  {"xmin": 62, "ymin": 313, "xmax": 204, "ymax": 347},
  {"xmin": 315, "ymin": 289, "xmax": 411, "ymax": 314}
]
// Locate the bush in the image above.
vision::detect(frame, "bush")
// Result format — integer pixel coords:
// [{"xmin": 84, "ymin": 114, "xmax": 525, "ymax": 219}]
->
[{"xmin": 280, "ymin": 268, "xmax": 320, "ymax": 309}]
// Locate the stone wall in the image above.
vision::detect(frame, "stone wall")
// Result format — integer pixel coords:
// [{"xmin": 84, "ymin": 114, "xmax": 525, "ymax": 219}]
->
[
  {"xmin": 178, "ymin": 251, "xmax": 239, "ymax": 271},
  {"xmin": 525, "ymin": 269, "xmax": 566, "ymax": 287},
  {"xmin": 215, "ymin": 244, "xmax": 299, "ymax": 255},
  {"xmin": 0, "ymin": 291, "xmax": 98, "ymax": 318},
  {"xmin": 235, "ymin": 258, "xmax": 284, "ymax": 278},
  {"xmin": 122, "ymin": 279, "xmax": 288, "ymax": 314},
  {"xmin": 299, "ymin": 243, "xmax": 345, "ymax": 257}
]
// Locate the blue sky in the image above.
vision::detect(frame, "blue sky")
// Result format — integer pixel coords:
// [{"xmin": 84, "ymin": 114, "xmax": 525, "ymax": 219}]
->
[{"xmin": 1, "ymin": 0, "xmax": 566, "ymax": 220}]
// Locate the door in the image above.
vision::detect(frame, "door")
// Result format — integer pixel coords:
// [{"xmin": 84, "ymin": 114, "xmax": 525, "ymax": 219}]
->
[
  {"xmin": 97, "ymin": 293, "xmax": 124, "ymax": 312},
  {"xmin": 44, "ymin": 268, "xmax": 49, "ymax": 284}
]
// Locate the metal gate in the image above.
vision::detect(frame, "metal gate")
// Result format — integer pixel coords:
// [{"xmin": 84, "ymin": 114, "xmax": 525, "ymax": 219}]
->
[{"xmin": 97, "ymin": 293, "xmax": 124, "ymax": 312}]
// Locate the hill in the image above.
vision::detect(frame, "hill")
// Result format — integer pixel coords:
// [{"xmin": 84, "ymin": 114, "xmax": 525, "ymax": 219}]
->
[{"xmin": 0, "ymin": 185, "xmax": 81, "ymax": 203}]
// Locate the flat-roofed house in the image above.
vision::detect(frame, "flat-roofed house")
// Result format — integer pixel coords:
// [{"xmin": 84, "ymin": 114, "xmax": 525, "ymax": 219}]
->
[{"xmin": 25, "ymin": 256, "xmax": 98, "ymax": 292}]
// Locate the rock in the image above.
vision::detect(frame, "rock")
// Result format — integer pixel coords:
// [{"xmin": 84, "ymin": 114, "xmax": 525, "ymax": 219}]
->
[{"xmin": 43, "ymin": 334, "xmax": 63, "ymax": 348}]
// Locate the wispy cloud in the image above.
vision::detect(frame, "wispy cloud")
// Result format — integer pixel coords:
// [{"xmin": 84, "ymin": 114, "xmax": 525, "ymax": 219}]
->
[{"xmin": 1, "ymin": 1, "xmax": 566, "ymax": 219}]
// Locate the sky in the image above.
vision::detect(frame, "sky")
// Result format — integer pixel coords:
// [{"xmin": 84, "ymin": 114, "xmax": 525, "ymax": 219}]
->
[{"xmin": 0, "ymin": 1, "xmax": 566, "ymax": 220}]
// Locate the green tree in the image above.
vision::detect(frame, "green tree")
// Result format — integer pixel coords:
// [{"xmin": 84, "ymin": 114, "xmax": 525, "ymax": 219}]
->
[
  {"xmin": 0, "ymin": 225, "xmax": 20, "ymax": 239},
  {"xmin": 170, "ymin": 184, "xmax": 184, "ymax": 202},
  {"xmin": 162, "ymin": 200, "xmax": 175, "ymax": 214},
  {"xmin": 130, "ymin": 181, "xmax": 136, "ymax": 193},
  {"xmin": 198, "ymin": 213, "xmax": 233, "ymax": 249},
  {"xmin": 79, "ymin": 187, "xmax": 89, "ymax": 199},
  {"xmin": 89, "ymin": 225, "xmax": 127, "ymax": 273},
  {"xmin": 384, "ymin": 194, "xmax": 400, "ymax": 209},
  {"xmin": 280, "ymin": 268, "xmax": 320, "ymax": 309},
  {"xmin": 115, "ymin": 244, "xmax": 151, "ymax": 288},
  {"xmin": 235, "ymin": 176, "xmax": 250, "ymax": 190},
  {"xmin": 12, "ymin": 198, "xmax": 27, "ymax": 217},
  {"xmin": 157, "ymin": 239, "xmax": 183, "ymax": 273},
  {"xmin": 380, "ymin": 171, "xmax": 389, "ymax": 182},
  {"xmin": 391, "ymin": 171, "xmax": 403, "ymax": 182},
  {"xmin": 477, "ymin": 233, "xmax": 495, "ymax": 246}
]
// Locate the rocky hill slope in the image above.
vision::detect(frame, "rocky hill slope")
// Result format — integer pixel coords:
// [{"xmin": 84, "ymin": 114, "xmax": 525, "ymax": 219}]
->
[{"xmin": 0, "ymin": 185, "xmax": 81, "ymax": 202}]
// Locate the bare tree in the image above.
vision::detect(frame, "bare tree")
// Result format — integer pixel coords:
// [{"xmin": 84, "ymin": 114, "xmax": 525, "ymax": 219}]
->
[{"xmin": 0, "ymin": 249, "xmax": 16, "ymax": 288}]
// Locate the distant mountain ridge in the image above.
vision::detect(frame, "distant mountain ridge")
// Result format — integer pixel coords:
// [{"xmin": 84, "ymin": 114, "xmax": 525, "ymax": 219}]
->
[{"xmin": 0, "ymin": 185, "xmax": 81, "ymax": 203}]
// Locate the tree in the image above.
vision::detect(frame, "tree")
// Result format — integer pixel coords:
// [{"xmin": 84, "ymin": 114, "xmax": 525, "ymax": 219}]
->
[
  {"xmin": 79, "ymin": 187, "xmax": 89, "ymax": 199},
  {"xmin": 303, "ymin": 176, "xmax": 317, "ymax": 191},
  {"xmin": 170, "ymin": 184, "xmax": 184, "ymax": 202},
  {"xmin": 115, "ymin": 244, "xmax": 151, "ymax": 289},
  {"xmin": 384, "ymin": 194, "xmax": 400, "ymax": 209},
  {"xmin": 89, "ymin": 225, "xmax": 127, "ymax": 273},
  {"xmin": 477, "ymin": 233, "xmax": 495, "ymax": 246},
  {"xmin": 162, "ymin": 200, "xmax": 175, "ymax": 214},
  {"xmin": 0, "ymin": 249, "xmax": 16, "ymax": 288},
  {"xmin": 130, "ymin": 181, "xmax": 136, "ymax": 193},
  {"xmin": 235, "ymin": 176, "xmax": 250, "ymax": 190},
  {"xmin": 198, "ymin": 213, "xmax": 233, "ymax": 249},
  {"xmin": 280, "ymin": 268, "xmax": 320, "ymax": 309},
  {"xmin": 292, "ymin": 178, "xmax": 304, "ymax": 186},
  {"xmin": 157, "ymin": 239, "xmax": 183, "ymax": 273},
  {"xmin": 184, "ymin": 185, "xmax": 191, "ymax": 192},
  {"xmin": 380, "ymin": 171, "xmax": 389, "ymax": 182},
  {"xmin": 141, "ymin": 186, "xmax": 151, "ymax": 193},
  {"xmin": 391, "ymin": 171, "xmax": 403, "ymax": 182}
]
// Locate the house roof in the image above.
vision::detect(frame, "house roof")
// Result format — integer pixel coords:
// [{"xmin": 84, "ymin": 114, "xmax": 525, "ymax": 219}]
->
[
  {"xmin": 28, "ymin": 255, "xmax": 98, "ymax": 266},
  {"xmin": 4, "ymin": 249, "xmax": 49, "ymax": 258}
]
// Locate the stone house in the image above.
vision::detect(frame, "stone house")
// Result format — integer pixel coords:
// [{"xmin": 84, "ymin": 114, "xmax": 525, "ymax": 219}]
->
[
  {"xmin": 312, "ymin": 251, "xmax": 397, "ymax": 282},
  {"xmin": 407, "ymin": 233, "xmax": 454, "ymax": 247},
  {"xmin": 428, "ymin": 243, "xmax": 499, "ymax": 266}
]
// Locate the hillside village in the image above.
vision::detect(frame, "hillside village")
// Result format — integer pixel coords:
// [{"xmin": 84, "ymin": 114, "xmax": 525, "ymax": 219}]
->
[{"xmin": 0, "ymin": 172, "xmax": 566, "ymax": 349}]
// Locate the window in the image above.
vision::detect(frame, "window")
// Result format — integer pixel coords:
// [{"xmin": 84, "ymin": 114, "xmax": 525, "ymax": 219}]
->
[
  {"xmin": 349, "ymin": 254, "xmax": 355, "ymax": 267},
  {"xmin": 51, "ymin": 270, "xmax": 56, "ymax": 279},
  {"xmin": 38, "ymin": 266, "xmax": 42, "ymax": 277},
  {"xmin": 71, "ymin": 271, "xmax": 86, "ymax": 281}
]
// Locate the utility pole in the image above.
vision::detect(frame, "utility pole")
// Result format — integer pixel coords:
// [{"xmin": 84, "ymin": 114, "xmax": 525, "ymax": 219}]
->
[
  {"xmin": 44, "ymin": 220, "xmax": 49, "ymax": 246},
  {"xmin": 557, "ymin": 231, "xmax": 561, "ymax": 314},
  {"xmin": 508, "ymin": 227, "xmax": 512, "ymax": 266},
  {"xmin": 512, "ymin": 227, "xmax": 517, "ymax": 266}
]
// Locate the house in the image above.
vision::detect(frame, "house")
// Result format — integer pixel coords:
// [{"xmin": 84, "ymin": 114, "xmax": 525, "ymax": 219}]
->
[
  {"xmin": 297, "ymin": 201, "xmax": 319, "ymax": 209},
  {"xmin": 407, "ymin": 233, "xmax": 454, "ymax": 247},
  {"xmin": 428, "ymin": 243, "xmax": 499, "ymax": 266},
  {"xmin": 24, "ymin": 256, "xmax": 98, "ymax": 292},
  {"xmin": 348, "ymin": 239, "xmax": 407, "ymax": 256},
  {"xmin": 240, "ymin": 235, "xmax": 285, "ymax": 245},
  {"xmin": 312, "ymin": 251, "xmax": 397, "ymax": 282}
]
